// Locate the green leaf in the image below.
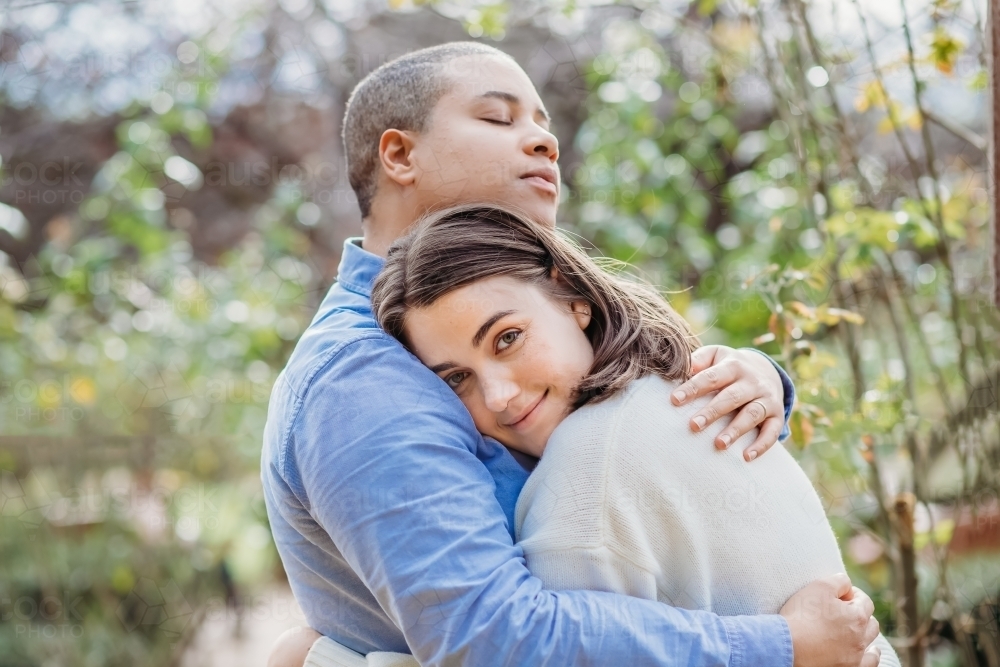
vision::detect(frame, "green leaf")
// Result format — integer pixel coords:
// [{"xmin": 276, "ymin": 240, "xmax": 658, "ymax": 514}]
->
[{"xmin": 697, "ymin": 0, "xmax": 718, "ymax": 16}]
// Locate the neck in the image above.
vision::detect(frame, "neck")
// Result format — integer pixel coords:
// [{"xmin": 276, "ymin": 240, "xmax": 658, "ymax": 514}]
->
[{"xmin": 361, "ymin": 189, "xmax": 425, "ymax": 257}]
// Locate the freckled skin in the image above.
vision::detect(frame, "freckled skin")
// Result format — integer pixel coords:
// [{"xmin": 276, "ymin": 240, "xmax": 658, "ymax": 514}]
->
[{"xmin": 405, "ymin": 276, "xmax": 593, "ymax": 458}]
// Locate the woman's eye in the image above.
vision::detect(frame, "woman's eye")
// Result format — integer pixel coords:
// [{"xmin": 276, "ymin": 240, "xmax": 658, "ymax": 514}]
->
[
  {"xmin": 444, "ymin": 372, "xmax": 468, "ymax": 389},
  {"xmin": 497, "ymin": 330, "xmax": 521, "ymax": 351},
  {"xmin": 482, "ymin": 118, "xmax": 512, "ymax": 126}
]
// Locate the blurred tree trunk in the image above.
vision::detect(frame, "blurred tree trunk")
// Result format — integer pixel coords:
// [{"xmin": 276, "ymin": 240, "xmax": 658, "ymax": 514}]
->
[
  {"xmin": 993, "ymin": 0, "xmax": 999, "ymax": 308},
  {"xmin": 892, "ymin": 493, "xmax": 923, "ymax": 667}
]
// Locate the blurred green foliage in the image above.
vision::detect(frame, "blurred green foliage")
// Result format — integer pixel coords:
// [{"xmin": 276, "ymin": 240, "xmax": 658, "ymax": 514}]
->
[{"xmin": 1, "ymin": 0, "xmax": 997, "ymax": 665}]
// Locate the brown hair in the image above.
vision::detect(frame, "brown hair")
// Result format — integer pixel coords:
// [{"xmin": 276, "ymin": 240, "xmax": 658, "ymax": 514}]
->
[{"xmin": 371, "ymin": 204, "xmax": 699, "ymax": 408}]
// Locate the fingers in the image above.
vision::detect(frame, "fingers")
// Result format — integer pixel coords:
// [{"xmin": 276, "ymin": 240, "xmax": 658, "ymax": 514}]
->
[
  {"xmin": 689, "ymin": 345, "xmax": 721, "ymax": 376},
  {"xmin": 268, "ymin": 627, "xmax": 323, "ymax": 667},
  {"xmin": 829, "ymin": 573, "xmax": 854, "ymax": 599},
  {"xmin": 671, "ymin": 362, "xmax": 738, "ymax": 408},
  {"xmin": 692, "ymin": 382, "xmax": 753, "ymax": 434},
  {"xmin": 742, "ymin": 417, "xmax": 783, "ymax": 461},
  {"xmin": 852, "ymin": 586, "xmax": 875, "ymax": 618},
  {"xmin": 711, "ymin": 398, "xmax": 769, "ymax": 450},
  {"xmin": 864, "ymin": 616, "xmax": 880, "ymax": 645},
  {"xmin": 860, "ymin": 645, "xmax": 882, "ymax": 667}
]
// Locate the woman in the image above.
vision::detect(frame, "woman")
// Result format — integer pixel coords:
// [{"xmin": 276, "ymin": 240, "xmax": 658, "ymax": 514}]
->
[{"xmin": 281, "ymin": 203, "xmax": 896, "ymax": 667}]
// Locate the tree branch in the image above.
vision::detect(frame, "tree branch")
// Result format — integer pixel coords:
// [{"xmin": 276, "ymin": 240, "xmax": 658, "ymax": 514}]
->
[
  {"xmin": 992, "ymin": 0, "xmax": 1000, "ymax": 309},
  {"xmin": 0, "ymin": 228, "xmax": 24, "ymax": 263},
  {"xmin": 923, "ymin": 108, "xmax": 988, "ymax": 152}
]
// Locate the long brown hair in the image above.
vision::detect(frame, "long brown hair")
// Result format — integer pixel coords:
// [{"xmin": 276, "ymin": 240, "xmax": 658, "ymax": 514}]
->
[{"xmin": 371, "ymin": 204, "xmax": 699, "ymax": 408}]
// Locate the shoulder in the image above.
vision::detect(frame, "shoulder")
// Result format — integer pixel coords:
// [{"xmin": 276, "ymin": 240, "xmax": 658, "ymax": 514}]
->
[
  {"xmin": 515, "ymin": 376, "xmax": 686, "ymax": 529},
  {"xmin": 290, "ymin": 330, "xmax": 478, "ymax": 449},
  {"xmin": 522, "ymin": 374, "xmax": 733, "ymax": 499},
  {"xmin": 537, "ymin": 375, "xmax": 686, "ymax": 455},
  {"xmin": 265, "ymin": 307, "xmax": 481, "ymax": 488},
  {"xmin": 553, "ymin": 375, "xmax": 688, "ymax": 443}
]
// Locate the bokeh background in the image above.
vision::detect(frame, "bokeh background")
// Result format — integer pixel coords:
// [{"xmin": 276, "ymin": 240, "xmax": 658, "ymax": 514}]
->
[{"xmin": 0, "ymin": 0, "xmax": 997, "ymax": 665}]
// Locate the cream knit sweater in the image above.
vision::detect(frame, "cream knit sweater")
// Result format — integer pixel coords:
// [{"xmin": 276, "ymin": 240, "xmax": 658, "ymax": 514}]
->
[{"xmin": 514, "ymin": 374, "xmax": 899, "ymax": 666}]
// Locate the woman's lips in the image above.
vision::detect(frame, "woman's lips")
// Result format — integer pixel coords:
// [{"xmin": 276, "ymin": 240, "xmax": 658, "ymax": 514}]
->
[
  {"xmin": 509, "ymin": 389, "xmax": 548, "ymax": 430},
  {"xmin": 521, "ymin": 175, "xmax": 558, "ymax": 196}
]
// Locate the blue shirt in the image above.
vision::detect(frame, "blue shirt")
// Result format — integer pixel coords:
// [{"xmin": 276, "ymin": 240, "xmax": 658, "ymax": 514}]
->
[{"xmin": 261, "ymin": 238, "xmax": 795, "ymax": 667}]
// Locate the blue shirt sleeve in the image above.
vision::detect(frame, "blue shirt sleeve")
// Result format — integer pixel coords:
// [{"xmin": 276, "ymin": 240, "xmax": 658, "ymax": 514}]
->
[
  {"xmin": 742, "ymin": 348, "xmax": 796, "ymax": 442},
  {"xmin": 283, "ymin": 335, "xmax": 793, "ymax": 667}
]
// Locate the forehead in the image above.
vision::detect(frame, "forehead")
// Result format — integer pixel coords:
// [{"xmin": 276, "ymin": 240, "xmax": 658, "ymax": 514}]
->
[
  {"xmin": 421, "ymin": 276, "xmax": 535, "ymax": 322},
  {"xmin": 405, "ymin": 276, "xmax": 546, "ymax": 342},
  {"xmin": 435, "ymin": 54, "xmax": 542, "ymax": 106}
]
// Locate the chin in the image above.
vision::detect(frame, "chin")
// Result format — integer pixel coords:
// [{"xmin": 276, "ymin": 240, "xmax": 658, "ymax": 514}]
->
[
  {"xmin": 526, "ymin": 205, "xmax": 558, "ymax": 229},
  {"xmin": 499, "ymin": 192, "xmax": 557, "ymax": 227}
]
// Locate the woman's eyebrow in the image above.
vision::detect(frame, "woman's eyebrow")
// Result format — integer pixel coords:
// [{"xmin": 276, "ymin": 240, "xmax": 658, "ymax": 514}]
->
[
  {"xmin": 473, "ymin": 310, "xmax": 517, "ymax": 348},
  {"xmin": 477, "ymin": 90, "xmax": 551, "ymax": 124}
]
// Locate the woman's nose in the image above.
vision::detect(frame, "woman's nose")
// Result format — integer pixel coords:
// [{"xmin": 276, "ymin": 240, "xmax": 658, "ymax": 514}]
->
[
  {"xmin": 481, "ymin": 374, "xmax": 520, "ymax": 413},
  {"xmin": 522, "ymin": 126, "xmax": 559, "ymax": 162}
]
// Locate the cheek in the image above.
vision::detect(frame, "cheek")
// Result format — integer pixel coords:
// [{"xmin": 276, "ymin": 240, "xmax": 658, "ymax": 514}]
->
[
  {"xmin": 556, "ymin": 337, "xmax": 594, "ymax": 384},
  {"xmin": 527, "ymin": 326, "xmax": 593, "ymax": 388},
  {"xmin": 462, "ymin": 393, "xmax": 503, "ymax": 439}
]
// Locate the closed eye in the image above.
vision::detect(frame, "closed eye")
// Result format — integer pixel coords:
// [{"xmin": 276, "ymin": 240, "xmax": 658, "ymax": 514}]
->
[{"xmin": 482, "ymin": 118, "xmax": 512, "ymax": 126}]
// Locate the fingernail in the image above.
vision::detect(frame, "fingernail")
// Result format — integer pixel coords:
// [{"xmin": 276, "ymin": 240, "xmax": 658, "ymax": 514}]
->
[
  {"xmin": 748, "ymin": 449, "xmax": 758, "ymax": 461},
  {"xmin": 674, "ymin": 390, "xmax": 686, "ymax": 403},
  {"xmin": 720, "ymin": 434, "xmax": 731, "ymax": 447},
  {"xmin": 693, "ymin": 415, "xmax": 706, "ymax": 430}
]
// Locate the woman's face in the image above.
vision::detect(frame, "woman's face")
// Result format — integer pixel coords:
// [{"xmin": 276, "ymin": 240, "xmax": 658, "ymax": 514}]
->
[{"xmin": 404, "ymin": 275, "xmax": 594, "ymax": 457}]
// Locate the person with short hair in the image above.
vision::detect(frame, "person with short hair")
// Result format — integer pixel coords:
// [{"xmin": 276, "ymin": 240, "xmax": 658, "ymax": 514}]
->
[{"xmin": 263, "ymin": 42, "xmax": 880, "ymax": 667}]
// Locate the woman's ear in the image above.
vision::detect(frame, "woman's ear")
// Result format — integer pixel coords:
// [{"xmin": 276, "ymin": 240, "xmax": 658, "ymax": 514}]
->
[
  {"xmin": 378, "ymin": 128, "xmax": 419, "ymax": 187},
  {"xmin": 570, "ymin": 300, "xmax": 592, "ymax": 331}
]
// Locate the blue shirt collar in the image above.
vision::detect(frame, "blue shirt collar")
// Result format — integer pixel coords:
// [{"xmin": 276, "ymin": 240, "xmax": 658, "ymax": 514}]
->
[{"xmin": 336, "ymin": 237, "xmax": 385, "ymax": 298}]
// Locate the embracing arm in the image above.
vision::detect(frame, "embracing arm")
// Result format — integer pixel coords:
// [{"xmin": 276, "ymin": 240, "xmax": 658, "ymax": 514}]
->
[
  {"xmin": 281, "ymin": 336, "xmax": 790, "ymax": 667},
  {"xmin": 670, "ymin": 345, "xmax": 796, "ymax": 461}
]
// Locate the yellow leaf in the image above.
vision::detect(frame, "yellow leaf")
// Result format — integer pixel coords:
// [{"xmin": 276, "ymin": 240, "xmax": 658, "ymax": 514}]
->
[
  {"xmin": 111, "ymin": 565, "xmax": 135, "ymax": 594},
  {"xmin": 815, "ymin": 306, "xmax": 841, "ymax": 326},
  {"xmin": 70, "ymin": 377, "xmax": 96, "ymax": 405},
  {"xmin": 827, "ymin": 307, "xmax": 865, "ymax": 325},
  {"xmin": 754, "ymin": 332, "xmax": 776, "ymax": 345},
  {"xmin": 930, "ymin": 27, "xmax": 963, "ymax": 75},
  {"xmin": 790, "ymin": 411, "xmax": 815, "ymax": 448},
  {"xmin": 768, "ymin": 312, "xmax": 780, "ymax": 335},
  {"xmin": 789, "ymin": 301, "xmax": 815, "ymax": 319},
  {"xmin": 914, "ymin": 521, "xmax": 955, "ymax": 551},
  {"xmin": 854, "ymin": 80, "xmax": 888, "ymax": 113}
]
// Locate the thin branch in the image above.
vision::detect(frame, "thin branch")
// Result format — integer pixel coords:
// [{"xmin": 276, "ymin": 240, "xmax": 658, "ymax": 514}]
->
[
  {"xmin": 923, "ymin": 108, "xmax": 988, "ymax": 152},
  {"xmin": 5, "ymin": 0, "xmax": 138, "ymax": 8},
  {"xmin": 876, "ymin": 248, "xmax": 954, "ymax": 411},
  {"xmin": 0, "ymin": 229, "xmax": 25, "ymax": 263},
  {"xmin": 898, "ymin": 0, "xmax": 974, "ymax": 380},
  {"xmin": 851, "ymin": 0, "xmax": 938, "ymax": 217},
  {"xmin": 992, "ymin": 0, "xmax": 1000, "ymax": 309},
  {"xmin": 791, "ymin": 0, "xmax": 877, "ymax": 203}
]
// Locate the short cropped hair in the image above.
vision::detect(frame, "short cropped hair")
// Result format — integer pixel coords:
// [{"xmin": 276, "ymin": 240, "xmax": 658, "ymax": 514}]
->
[{"xmin": 342, "ymin": 42, "xmax": 515, "ymax": 218}]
